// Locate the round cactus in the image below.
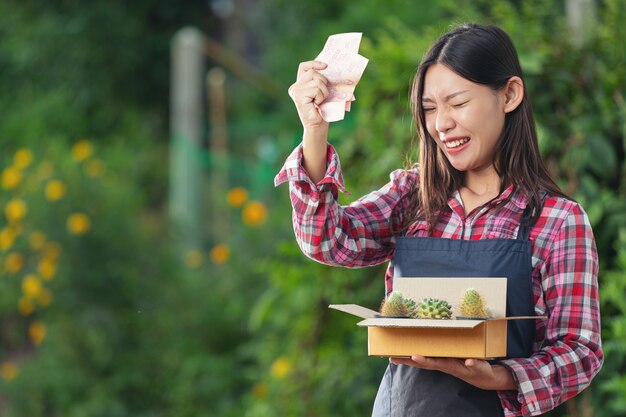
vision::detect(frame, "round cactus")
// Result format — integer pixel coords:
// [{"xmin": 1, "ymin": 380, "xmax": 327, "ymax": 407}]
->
[
  {"xmin": 380, "ymin": 292, "xmax": 411, "ymax": 317},
  {"xmin": 459, "ymin": 288, "xmax": 490, "ymax": 318},
  {"xmin": 416, "ymin": 297, "xmax": 453, "ymax": 319}
]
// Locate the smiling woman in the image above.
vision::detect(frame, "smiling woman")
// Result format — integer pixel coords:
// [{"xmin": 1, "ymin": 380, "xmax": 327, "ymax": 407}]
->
[
  {"xmin": 275, "ymin": 23, "xmax": 603, "ymax": 417},
  {"xmin": 421, "ymin": 64, "xmax": 520, "ymax": 214},
  {"xmin": 408, "ymin": 25, "xmax": 565, "ymax": 229}
]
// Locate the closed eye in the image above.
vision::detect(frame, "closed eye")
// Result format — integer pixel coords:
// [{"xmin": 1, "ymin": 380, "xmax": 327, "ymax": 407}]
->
[{"xmin": 453, "ymin": 101, "xmax": 469, "ymax": 108}]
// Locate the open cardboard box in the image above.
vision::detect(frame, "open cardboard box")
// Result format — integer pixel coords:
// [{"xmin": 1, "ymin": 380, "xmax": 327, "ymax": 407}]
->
[{"xmin": 330, "ymin": 277, "xmax": 540, "ymax": 359}]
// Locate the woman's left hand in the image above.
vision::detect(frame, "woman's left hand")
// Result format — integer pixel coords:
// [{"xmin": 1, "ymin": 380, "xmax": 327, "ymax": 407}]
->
[{"xmin": 389, "ymin": 355, "xmax": 516, "ymax": 391}]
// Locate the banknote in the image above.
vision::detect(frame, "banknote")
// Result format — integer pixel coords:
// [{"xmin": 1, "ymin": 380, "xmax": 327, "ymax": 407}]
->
[
  {"xmin": 318, "ymin": 32, "xmax": 362, "ymax": 58},
  {"xmin": 314, "ymin": 33, "xmax": 368, "ymax": 122}
]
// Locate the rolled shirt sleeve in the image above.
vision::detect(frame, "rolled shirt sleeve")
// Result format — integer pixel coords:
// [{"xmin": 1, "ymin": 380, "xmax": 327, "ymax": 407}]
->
[{"xmin": 274, "ymin": 142, "xmax": 417, "ymax": 268}]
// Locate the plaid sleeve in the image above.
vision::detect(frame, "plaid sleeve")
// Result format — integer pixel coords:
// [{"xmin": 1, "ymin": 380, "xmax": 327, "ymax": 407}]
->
[
  {"xmin": 498, "ymin": 202, "xmax": 603, "ymax": 416},
  {"xmin": 274, "ymin": 143, "xmax": 417, "ymax": 267}
]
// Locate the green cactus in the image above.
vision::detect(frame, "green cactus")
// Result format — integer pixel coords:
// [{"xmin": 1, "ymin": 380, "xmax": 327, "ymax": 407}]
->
[
  {"xmin": 380, "ymin": 292, "xmax": 417, "ymax": 318},
  {"xmin": 416, "ymin": 298, "xmax": 453, "ymax": 319},
  {"xmin": 459, "ymin": 288, "xmax": 490, "ymax": 318}
]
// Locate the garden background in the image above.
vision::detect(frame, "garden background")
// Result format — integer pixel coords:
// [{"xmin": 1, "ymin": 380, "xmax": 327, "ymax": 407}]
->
[{"xmin": 1, "ymin": 0, "xmax": 625, "ymax": 416}]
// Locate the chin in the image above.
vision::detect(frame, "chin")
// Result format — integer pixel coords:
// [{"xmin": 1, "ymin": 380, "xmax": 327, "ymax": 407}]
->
[{"xmin": 447, "ymin": 159, "xmax": 471, "ymax": 172}]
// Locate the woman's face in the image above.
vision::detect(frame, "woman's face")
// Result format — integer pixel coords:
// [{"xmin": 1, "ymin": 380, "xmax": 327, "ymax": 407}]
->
[{"xmin": 422, "ymin": 64, "xmax": 507, "ymax": 174}]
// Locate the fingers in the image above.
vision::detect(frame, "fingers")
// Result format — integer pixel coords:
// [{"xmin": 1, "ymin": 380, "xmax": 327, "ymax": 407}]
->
[
  {"xmin": 302, "ymin": 79, "xmax": 330, "ymax": 105},
  {"xmin": 289, "ymin": 75, "xmax": 330, "ymax": 106},
  {"xmin": 389, "ymin": 357, "xmax": 415, "ymax": 367},
  {"xmin": 408, "ymin": 355, "xmax": 447, "ymax": 370},
  {"xmin": 297, "ymin": 60, "xmax": 327, "ymax": 78},
  {"xmin": 390, "ymin": 355, "xmax": 466, "ymax": 374},
  {"xmin": 289, "ymin": 60, "xmax": 338, "ymax": 128}
]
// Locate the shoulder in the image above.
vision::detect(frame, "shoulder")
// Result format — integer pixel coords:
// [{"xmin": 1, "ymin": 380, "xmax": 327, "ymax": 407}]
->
[
  {"xmin": 532, "ymin": 193, "xmax": 595, "ymax": 255},
  {"xmin": 388, "ymin": 164, "xmax": 419, "ymax": 192},
  {"xmin": 539, "ymin": 194, "xmax": 591, "ymax": 227}
]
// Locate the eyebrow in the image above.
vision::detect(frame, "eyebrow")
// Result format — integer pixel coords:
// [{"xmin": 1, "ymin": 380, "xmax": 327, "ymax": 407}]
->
[{"xmin": 422, "ymin": 90, "xmax": 469, "ymax": 103}]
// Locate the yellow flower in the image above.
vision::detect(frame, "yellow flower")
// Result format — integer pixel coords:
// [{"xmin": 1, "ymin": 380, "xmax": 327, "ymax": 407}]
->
[
  {"xmin": 37, "ymin": 288, "xmax": 53, "ymax": 307},
  {"xmin": 28, "ymin": 321, "xmax": 46, "ymax": 345},
  {"xmin": 0, "ymin": 227, "xmax": 17, "ymax": 250},
  {"xmin": 85, "ymin": 159, "xmax": 104, "ymax": 177},
  {"xmin": 1, "ymin": 362, "xmax": 18, "ymax": 381},
  {"xmin": 5, "ymin": 198, "xmax": 27, "ymax": 223},
  {"xmin": 5, "ymin": 252, "xmax": 25, "ymax": 274},
  {"xmin": 38, "ymin": 258, "xmax": 57, "ymax": 280},
  {"xmin": 14, "ymin": 149, "xmax": 34, "ymax": 169},
  {"xmin": 37, "ymin": 161, "xmax": 54, "ymax": 180},
  {"xmin": 43, "ymin": 242, "xmax": 62, "ymax": 259},
  {"xmin": 30, "ymin": 231, "xmax": 47, "ymax": 250},
  {"xmin": 242, "ymin": 201, "xmax": 268, "ymax": 226},
  {"xmin": 18, "ymin": 298, "xmax": 35, "ymax": 316},
  {"xmin": 184, "ymin": 250, "xmax": 204, "ymax": 269},
  {"xmin": 270, "ymin": 357, "xmax": 291, "ymax": 378},
  {"xmin": 67, "ymin": 213, "xmax": 91, "ymax": 235},
  {"xmin": 227, "ymin": 187, "xmax": 248, "ymax": 207},
  {"xmin": 71, "ymin": 140, "xmax": 93, "ymax": 161},
  {"xmin": 22, "ymin": 274, "xmax": 42, "ymax": 299},
  {"xmin": 251, "ymin": 382, "xmax": 269, "ymax": 399},
  {"xmin": 44, "ymin": 180, "xmax": 66, "ymax": 201},
  {"xmin": 1, "ymin": 167, "xmax": 22, "ymax": 189},
  {"xmin": 210, "ymin": 244, "xmax": 230, "ymax": 264}
]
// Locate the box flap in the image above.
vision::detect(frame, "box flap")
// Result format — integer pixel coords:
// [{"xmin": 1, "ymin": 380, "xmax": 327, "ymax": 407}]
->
[
  {"xmin": 357, "ymin": 317, "xmax": 483, "ymax": 329},
  {"xmin": 329, "ymin": 304, "xmax": 380, "ymax": 319}
]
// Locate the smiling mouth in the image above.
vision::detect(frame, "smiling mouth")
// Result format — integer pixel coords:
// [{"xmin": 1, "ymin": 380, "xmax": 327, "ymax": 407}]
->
[{"xmin": 444, "ymin": 137, "xmax": 470, "ymax": 149}]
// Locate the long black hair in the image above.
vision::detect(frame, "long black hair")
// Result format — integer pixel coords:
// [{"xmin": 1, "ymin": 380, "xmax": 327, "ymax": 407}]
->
[{"xmin": 405, "ymin": 23, "xmax": 566, "ymax": 230}]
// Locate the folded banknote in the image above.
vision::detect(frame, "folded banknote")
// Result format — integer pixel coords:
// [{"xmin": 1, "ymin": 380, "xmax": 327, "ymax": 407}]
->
[{"xmin": 315, "ymin": 32, "xmax": 368, "ymax": 122}]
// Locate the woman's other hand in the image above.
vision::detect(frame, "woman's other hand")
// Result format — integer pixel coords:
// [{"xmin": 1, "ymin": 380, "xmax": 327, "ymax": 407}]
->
[{"xmin": 389, "ymin": 355, "xmax": 516, "ymax": 391}]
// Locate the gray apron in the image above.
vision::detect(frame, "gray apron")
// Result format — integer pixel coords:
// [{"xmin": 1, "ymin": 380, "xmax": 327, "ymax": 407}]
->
[{"xmin": 372, "ymin": 205, "xmax": 536, "ymax": 417}]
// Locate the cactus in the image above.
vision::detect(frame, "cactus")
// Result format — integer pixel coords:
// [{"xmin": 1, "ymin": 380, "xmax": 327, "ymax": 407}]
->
[
  {"xmin": 459, "ymin": 288, "xmax": 490, "ymax": 318},
  {"xmin": 416, "ymin": 298, "xmax": 453, "ymax": 319},
  {"xmin": 380, "ymin": 292, "xmax": 417, "ymax": 318}
]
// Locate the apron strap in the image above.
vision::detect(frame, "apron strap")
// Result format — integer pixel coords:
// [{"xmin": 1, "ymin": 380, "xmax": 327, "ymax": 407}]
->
[
  {"xmin": 517, "ymin": 191, "xmax": 548, "ymax": 241},
  {"xmin": 517, "ymin": 206, "xmax": 533, "ymax": 241}
]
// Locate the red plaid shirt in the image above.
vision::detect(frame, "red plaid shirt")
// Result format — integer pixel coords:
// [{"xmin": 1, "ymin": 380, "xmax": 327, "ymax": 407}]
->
[{"xmin": 275, "ymin": 143, "xmax": 603, "ymax": 417}]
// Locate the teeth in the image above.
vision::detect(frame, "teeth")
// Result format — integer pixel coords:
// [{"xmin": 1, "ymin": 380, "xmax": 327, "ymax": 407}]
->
[{"xmin": 445, "ymin": 137, "xmax": 470, "ymax": 148}]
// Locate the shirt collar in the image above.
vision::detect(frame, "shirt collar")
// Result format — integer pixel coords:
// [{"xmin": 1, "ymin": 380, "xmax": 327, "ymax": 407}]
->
[{"xmin": 501, "ymin": 184, "xmax": 528, "ymax": 211}]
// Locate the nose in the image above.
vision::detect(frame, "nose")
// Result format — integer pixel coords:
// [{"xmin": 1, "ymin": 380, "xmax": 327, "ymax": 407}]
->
[{"xmin": 435, "ymin": 108, "xmax": 455, "ymax": 134}]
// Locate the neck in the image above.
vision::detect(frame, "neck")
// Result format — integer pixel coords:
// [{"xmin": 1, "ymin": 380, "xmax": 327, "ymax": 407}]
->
[{"xmin": 462, "ymin": 165, "xmax": 501, "ymax": 196}]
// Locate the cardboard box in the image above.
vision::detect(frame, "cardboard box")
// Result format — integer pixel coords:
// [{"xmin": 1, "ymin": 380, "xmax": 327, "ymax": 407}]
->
[{"xmin": 330, "ymin": 277, "xmax": 540, "ymax": 359}]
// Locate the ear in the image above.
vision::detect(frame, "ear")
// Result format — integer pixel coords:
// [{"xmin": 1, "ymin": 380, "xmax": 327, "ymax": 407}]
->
[{"xmin": 502, "ymin": 76, "xmax": 524, "ymax": 113}]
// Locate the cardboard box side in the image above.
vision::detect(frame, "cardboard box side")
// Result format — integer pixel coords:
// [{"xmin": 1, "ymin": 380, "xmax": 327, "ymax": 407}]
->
[
  {"xmin": 368, "ymin": 324, "xmax": 490, "ymax": 358},
  {"xmin": 485, "ymin": 320, "xmax": 507, "ymax": 358}
]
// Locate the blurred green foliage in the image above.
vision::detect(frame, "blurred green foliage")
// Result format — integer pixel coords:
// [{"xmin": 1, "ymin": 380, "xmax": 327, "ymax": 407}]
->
[{"xmin": 0, "ymin": 0, "xmax": 624, "ymax": 416}]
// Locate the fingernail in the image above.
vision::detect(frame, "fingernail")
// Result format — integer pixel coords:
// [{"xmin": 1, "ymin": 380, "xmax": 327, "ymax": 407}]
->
[{"xmin": 344, "ymin": 80, "xmax": 354, "ymax": 85}]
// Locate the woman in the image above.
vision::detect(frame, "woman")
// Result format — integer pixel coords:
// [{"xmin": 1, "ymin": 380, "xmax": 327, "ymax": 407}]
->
[{"xmin": 275, "ymin": 23, "xmax": 603, "ymax": 417}]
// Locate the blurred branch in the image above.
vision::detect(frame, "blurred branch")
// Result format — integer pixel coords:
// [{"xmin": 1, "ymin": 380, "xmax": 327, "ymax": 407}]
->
[
  {"xmin": 203, "ymin": 37, "xmax": 284, "ymax": 99},
  {"xmin": 566, "ymin": 0, "xmax": 596, "ymax": 47}
]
